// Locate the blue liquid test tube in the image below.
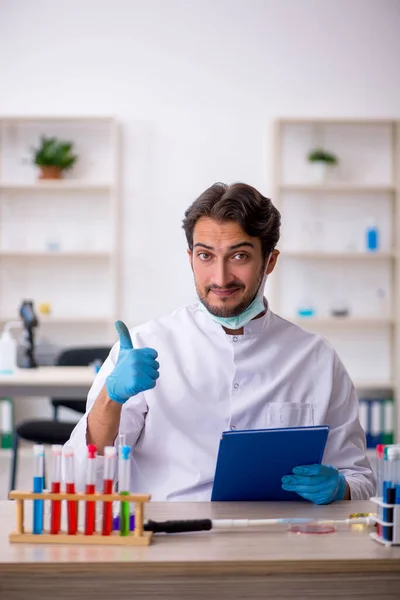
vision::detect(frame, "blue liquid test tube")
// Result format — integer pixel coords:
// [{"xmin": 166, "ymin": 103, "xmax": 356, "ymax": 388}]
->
[
  {"xmin": 393, "ymin": 447, "xmax": 400, "ymax": 543},
  {"xmin": 383, "ymin": 446, "xmax": 396, "ymax": 541},
  {"xmin": 33, "ymin": 444, "xmax": 44, "ymax": 534}
]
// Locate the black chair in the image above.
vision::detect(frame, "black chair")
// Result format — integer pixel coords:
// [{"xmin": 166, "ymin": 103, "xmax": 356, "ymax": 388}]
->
[{"xmin": 10, "ymin": 346, "xmax": 110, "ymax": 492}]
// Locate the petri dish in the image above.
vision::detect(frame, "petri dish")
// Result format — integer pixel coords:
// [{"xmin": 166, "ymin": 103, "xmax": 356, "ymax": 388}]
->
[{"xmin": 289, "ymin": 523, "xmax": 336, "ymax": 534}]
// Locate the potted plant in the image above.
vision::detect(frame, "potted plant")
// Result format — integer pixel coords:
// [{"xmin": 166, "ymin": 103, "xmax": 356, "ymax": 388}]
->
[
  {"xmin": 31, "ymin": 136, "xmax": 78, "ymax": 179},
  {"xmin": 307, "ymin": 147, "xmax": 338, "ymax": 183}
]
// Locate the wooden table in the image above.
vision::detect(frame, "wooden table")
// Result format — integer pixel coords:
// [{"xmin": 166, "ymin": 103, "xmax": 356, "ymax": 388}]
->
[
  {"xmin": 0, "ymin": 499, "xmax": 399, "ymax": 599},
  {"xmin": 0, "ymin": 366, "xmax": 95, "ymax": 399}
]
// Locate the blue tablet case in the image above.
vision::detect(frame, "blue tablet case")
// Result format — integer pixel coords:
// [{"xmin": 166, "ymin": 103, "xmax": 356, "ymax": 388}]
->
[{"xmin": 211, "ymin": 425, "xmax": 329, "ymax": 501}]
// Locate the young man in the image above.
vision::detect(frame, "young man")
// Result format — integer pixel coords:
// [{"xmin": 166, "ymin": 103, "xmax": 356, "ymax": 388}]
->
[{"xmin": 68, "ymin": 182, "xmax": 375, "ymax": 503}]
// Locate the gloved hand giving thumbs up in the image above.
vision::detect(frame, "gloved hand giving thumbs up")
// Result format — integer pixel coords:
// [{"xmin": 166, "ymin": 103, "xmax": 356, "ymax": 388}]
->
[{"xmin": 106, "ymin": 320, "xmax": 160, "ymax": 404}]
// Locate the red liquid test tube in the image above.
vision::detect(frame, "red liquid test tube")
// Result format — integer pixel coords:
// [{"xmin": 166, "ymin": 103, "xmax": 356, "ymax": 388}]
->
[
  {"xmin": 64, "ymin": 445, "xmax": 78, "ymax": 535},
  {"xmin": 50, "ymin": 445, "xmax": 62, "ymax": 534},
  {"xmin": 85, "ymin": 444, "xmax": 97, "ymax": 535},
  {"xmin": 66, "ymin": 482, "xmax": 78, "ymax": 534},
  {"xmin": 102, "ymin": 446, "xmax": 116, "ymax": 535}
]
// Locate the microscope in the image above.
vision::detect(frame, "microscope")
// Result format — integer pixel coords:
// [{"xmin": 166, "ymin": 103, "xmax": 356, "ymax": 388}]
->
[{"xmin": 19, "ymin": 300, "xmax": 39, "ymax": 368}]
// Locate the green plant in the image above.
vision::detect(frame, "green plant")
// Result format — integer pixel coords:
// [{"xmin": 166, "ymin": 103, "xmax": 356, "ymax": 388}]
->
[
  {"xmin": 32, "ymin": 136, "xmax": 78, "ymax": 171},
  {"xmin": 307, "ymin": 147, "xmax": 338, "ymax": 165}
]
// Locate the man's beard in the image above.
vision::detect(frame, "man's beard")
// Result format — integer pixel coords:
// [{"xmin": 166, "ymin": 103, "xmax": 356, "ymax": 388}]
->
[{"xmin": 196, "ymin": 267, "xmax": 265, "ymax": 318}]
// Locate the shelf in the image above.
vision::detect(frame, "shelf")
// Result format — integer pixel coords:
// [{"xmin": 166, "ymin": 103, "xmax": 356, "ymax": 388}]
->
[
  {"xmin": 278, "ymin": 118, "xmax": 397, "ymax": 126},
  {"xmin": 354, "ymin": 381, "xmax": 395, "ymax": 390},
  {"xmin": 0, "ymin": 116, "xmax": 114, "ymax": 123},
  {"xmin": 282, "ymin": 251, "xmax": 395, "ymax": 259},
  {"xmin": 0, "ymin": 316, "xmax": 111, "ymax": 325},
  {"xmin": 290, "ymin": 317, "xmax": 395, "ymax": 327},
  {"xmin": 0, "ymin": 181, "xmax": 112, "ymax": 192},
  {"xmin": 280, "ymin": 184, "xmax": 396, "ymax": 194},
  {"xmin": 0, "ymin": 250, "xmax": 111, "ymax": 258}
]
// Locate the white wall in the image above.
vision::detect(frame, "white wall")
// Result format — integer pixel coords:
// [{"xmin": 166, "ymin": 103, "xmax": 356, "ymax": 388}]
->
[
  {"xmin": 0, "ymin": 0, "xmax": 399, "ymax": 422},
  {"xmin": 1, "ymin": 0, "xmax": 399, "ymax": 325}
]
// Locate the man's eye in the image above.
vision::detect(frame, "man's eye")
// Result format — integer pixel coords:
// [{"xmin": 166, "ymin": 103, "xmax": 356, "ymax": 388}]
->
[
  {"xmin": 233, "ymin": 253, "xmax": 248, "ymax": 260},
  {"xmin": 198, "ymin": 252, "xmax": 211, "ymax": 260}
]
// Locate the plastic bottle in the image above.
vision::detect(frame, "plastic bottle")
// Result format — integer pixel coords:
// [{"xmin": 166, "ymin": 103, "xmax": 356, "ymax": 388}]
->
[
  {"xmin": 0, "ymin": 322, "xmax": 19, "ymax": 374},
  {"xmin": 366, "ymin": 218, "xmax": 379, "ymax": 252}
]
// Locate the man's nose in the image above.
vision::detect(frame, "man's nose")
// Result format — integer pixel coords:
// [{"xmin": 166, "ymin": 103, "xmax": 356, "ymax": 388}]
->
[{"xmin": 212, "ymin": 260, "xmax": 233, "ymax": 288}]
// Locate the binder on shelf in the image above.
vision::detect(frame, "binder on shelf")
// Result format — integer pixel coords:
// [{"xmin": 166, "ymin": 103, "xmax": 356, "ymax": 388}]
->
[
  {"xmin": 0, "ymin": 397, "xmax": 14, "ymax": 449},
  {"xmin": 358, "ymin": 397, "xmax": 394, "ymax": 448},
  {"xmin": 211, "ymin": 425, "xmax": 329, "ymax": 502}
]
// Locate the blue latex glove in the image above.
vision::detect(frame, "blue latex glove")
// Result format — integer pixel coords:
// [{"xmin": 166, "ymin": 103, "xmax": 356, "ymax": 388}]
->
[
  {"xmin": 106, "ymin": 320, "xmax": 159, "ymax": 404},
  {"xmin": 281, "ymin": 464, "xmax": 347, "ymax": 505}
]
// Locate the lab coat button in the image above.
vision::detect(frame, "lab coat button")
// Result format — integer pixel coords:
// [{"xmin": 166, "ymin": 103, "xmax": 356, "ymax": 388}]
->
[
  {"xmin": 233, "ymin": 382, "xmax": 239, "ymax": 389},
  {"xmin": 233, "ymin": 336, "xmax": 239, "ymax": 342}
]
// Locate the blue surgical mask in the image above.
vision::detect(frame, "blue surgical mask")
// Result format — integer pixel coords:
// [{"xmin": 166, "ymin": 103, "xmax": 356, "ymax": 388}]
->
[{"xmin": 198, "ymin": 254, "xmax": 271, "ymax": 329}]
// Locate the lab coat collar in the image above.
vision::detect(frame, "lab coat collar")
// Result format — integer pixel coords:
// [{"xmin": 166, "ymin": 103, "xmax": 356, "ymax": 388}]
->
[{"xmin": 242, "ymin": 298, "xmax": 271, "ymax": 336}]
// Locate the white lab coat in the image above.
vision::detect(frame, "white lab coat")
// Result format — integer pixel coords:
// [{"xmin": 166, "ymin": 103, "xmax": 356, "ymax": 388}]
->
[{"xmin": 68, "ymin": 303, "xmax": 375, "ymax": 501}]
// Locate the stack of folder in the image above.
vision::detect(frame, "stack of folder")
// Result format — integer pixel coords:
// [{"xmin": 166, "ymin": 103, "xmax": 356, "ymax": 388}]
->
[{"xmin": 358, "ymin": 397, "xmax": 394, "ymax": 449}]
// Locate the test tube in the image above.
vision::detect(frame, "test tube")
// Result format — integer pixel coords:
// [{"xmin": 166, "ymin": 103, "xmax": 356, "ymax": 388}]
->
[
  {"xmin": 32, "ymin": 444, "xmax": 44, "ymax": 535},
  {"xmin": 118, "ymin": 445, "xmax": 131, "ymax": 536},
  {"xmin": 85, "ymin": 444, "xmax": 97, "ymax": 536},
  {"xmin": 116, "ymin": 434, "xmax": 126, "ymax": 493},
  {"xmin": 395, "ymin": 447, "xmax": 400, "ymax": 505},
  {"xmin": 118, "ymin": 434, "xmax": 126, "ymax": 453},
  {"xmin": 384, "ymin": 446, "xmax": 396, "ymax": 541},
  {"xmin": 102, "ymin": 446, "xmax": 116, "ymax": 536},
  {"xmin": 50, "ymin": 444, "xmax": 62, "ymax": 534},
  {"xmin": 393, "ymin": 447, "xmax": 400, "ymax": 544},
  {"xmin": 376, "ymin": 444, "xmax": 384, "ymax": 539},
  {"xmin": 64, "ymin": 445, "xmax": 78, "ymax": 535},
  {"xmin": 376, "ymin": 444, "xmax": 385, "ymax": 498}
]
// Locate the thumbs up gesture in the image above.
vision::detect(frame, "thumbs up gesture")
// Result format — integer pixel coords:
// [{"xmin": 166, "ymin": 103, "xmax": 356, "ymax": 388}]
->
[{"xmin": 106, "ymin": 320, "xmax": 160, "ymax": 404}]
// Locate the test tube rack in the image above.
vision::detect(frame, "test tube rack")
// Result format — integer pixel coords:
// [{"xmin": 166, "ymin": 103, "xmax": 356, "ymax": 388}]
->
[
  {"xmin": 8, "ymin": 490, "xmax": 152, "ymax": 546},
  {"xmin": 369, "ymin": 496, "xmax": 400, "ymax": 546}
]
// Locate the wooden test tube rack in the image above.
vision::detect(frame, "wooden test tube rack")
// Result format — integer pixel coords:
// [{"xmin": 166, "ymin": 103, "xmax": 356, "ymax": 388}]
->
[{"xmin": 8, "ymin": 490, "xmax": 152, "ymax": 546}]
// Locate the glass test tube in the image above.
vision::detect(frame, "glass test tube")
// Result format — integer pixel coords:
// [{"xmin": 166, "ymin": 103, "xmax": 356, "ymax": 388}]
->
[
  {"xmin": 118, "ymin": 445, "xmax": 131, "ymax": 536},
  {"xmin": 85, "ymin": 444, "xmax": 97, "ymax": 536},
  {"xmin": 64, "ymin": 445, "xmax": 78, "ymax": 535},
  {"xmin": 393, "ymin": 447, "xmax": 400, "ymax": 543},
  {"xmin": 102, "ymin": 446, "xmax": 116, "ymax": 536},
  {"xmin": 33, "ymin": 444, "xmax": 44, "ymax": 535},
  {"xmin": 384, "ymin": 446, "xmax": 396, "ymax": 541},
  {"xmin": 376, "ymin": 444, "xmax": 384, "ymax": 539},
  {"xmin": 50, "ymin": 444, "xmax": 62, "ymax": 534},
  {"xmin": 118, "ymin": 434, "xmax": 126, "ymax": 453}
]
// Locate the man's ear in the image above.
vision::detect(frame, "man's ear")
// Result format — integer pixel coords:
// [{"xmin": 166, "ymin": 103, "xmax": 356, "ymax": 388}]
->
[
  {"xmin": 265, "ymin": 249, "xmax": 280, "ymax": 275},
  {"xmin": 187, "ymin": 248, "xmax": 193, "ymax": 270}
]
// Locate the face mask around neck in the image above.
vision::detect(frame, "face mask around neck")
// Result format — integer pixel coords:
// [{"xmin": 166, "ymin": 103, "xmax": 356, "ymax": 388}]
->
[{"xmin": 198, "ymin": 253, "xmax": 271, "ymax": 329}]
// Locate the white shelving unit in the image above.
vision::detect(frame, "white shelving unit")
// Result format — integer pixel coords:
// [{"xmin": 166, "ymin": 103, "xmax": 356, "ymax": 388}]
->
[
  {"xmin": 0, "ymin": 116, "xmax": 120, "ymax": 351},
  {"xmin": 282, "ymin": 251, "xmax": 395, "ymax": 259},
  {"xmin": 272, "ymin": 118, "xmax": 400, "ymax": 440}
]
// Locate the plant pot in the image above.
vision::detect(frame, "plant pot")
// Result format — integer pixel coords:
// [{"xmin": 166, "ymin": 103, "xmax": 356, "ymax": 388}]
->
[
  {"xmin": 309, "ymin": 161, "xmax": 330, "ymax": 184},
  {"xmin": 39, "ymin": 166, "xmax": 63, "ymax": 180}
]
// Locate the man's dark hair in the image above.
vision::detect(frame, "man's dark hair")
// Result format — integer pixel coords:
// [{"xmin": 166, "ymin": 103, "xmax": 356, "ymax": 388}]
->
[{"xmin": 182, "ymin": 182, "xmax": 281, "ymax": 259}]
